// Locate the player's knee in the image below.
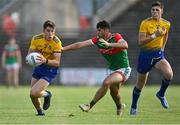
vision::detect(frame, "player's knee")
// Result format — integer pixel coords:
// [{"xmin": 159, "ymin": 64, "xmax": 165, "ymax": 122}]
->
[
  {"xmin": 30, "ymin": 89, "xmax": 40, "ymax": 97},
  {"xmin": 102, "ymin": 80, "xmax": 111, "ymax": 88},
  {"xmin": 164, "ymin": 70, "xmax": 173, "ymax": 80}
]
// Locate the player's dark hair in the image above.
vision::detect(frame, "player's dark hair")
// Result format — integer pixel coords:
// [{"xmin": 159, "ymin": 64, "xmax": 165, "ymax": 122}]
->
[
  {"xmin": 152, "ymin": 1, "xmax": 164, "ymax": 9},
  {"xmin": 43, "ymin": 20, "xmax": 55, "ymax": 29},
  {"xmin": 96, "ymin": 20, "xmax": 111, "ymax": 29}
]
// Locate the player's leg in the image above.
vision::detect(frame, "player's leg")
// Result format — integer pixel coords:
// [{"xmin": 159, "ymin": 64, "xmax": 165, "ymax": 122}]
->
[
  {"xmin": 30, "ymin": 78, "xmax": 49, "ymax": 115},
  {"xmin": 130, "ymin": 72, "xmax": 149, "ymax": 115},
  {"xmin": 14, "ymin": 64, "xmax": 20, "ymax": 87},
  {"xmin": 130, "ymin": 50, "xmax": 153, "ymax": 115},
  {"xmin": 12, "ymin": 65, "xmax": 19, "ymax": 87},
  {"xmin": 79, "ymin": 72, "xmax": 124, "ymax": 112},
  {"xmin": 110, "ymin": 83, "xmax": 121, "ymax": 112},
  {"xmin": 154, "ymin": 59, "xmax": 173, "ymax": 108},
  {"xmin": 32, "ymin": 79, "xmax": 52, "ymax": 110},
  {"xmin": 7, "ymin": 70, "xmax": 12, "ymax": 87},
  {"xmin": 30, "ymin": 78, "xmax": 42, "ymax": 115},
  {"xmin": 109, "ymin": 83, "xmax": 126, "ymax": 116},
  {"xmin": 92, "ymin": 72, "xmax": 124, "ymax": 107}
]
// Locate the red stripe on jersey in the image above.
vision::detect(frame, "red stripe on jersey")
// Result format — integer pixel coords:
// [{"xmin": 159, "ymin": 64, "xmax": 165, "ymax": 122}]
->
[
  {"xmin": 114, "ymin": 33, "xmax": 122, "ymax": 42},
  {"xmin": 91, "ymin": 36, "xmax": 97, "ymax": 44},
  {"xmin": 99, "ymin": 48, "xmax": 125, "ymax": 55},
  {"xmin": 91, "ymin": 33, "xmax": 125, "ymax": 55}
]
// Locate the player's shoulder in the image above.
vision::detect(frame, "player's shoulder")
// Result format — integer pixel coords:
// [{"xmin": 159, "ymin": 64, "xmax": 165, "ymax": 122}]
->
[
  {"xmin": 53, "ymin": 35, "xmax": 61, "ymax": 44},
  {"xmin": 141, "ymin": 17, "xmax": 152, "ymax": 23},
  {"xmin": 113, "ymin": 33, "xmax": 121, "ymax": 36},
  {"xmin": 161, "ymin": 18, "xmax": 171, "ymax": 25},
  {"xmin": 33, "ymin": 33, "xmax": 44, "ymax": 40},
  {"xmin": 112, "ymin": 33, "xmax": 122, "ymax": 42}
]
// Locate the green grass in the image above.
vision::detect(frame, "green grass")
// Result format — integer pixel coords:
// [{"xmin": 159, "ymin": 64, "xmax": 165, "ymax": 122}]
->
[{"xmin": 0, "ymin": 85, "xmax": 180, "ymax": 124}]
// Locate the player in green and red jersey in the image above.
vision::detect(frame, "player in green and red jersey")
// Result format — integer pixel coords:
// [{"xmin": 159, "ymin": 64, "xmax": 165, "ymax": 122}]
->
[
  {"xmin": 2, "ymin": 38, "xmax": 22, "ymax": 87},
  {"xmin": 62, "ymin": 20, "xmax": 131, "ymax": 116}
]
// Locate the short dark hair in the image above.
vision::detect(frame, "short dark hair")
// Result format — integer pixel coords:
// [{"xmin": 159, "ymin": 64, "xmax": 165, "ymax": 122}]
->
[
  {"xmin": 96, "ymin": 20, "xmax": 111, "ymax": 29},
  {"xmin": 152, "ymin": 1, "xmax": 164, "ymax": 9},
  {"xmin": 43, "ymin": 20, "xmax": 55, "ymax": 29}
]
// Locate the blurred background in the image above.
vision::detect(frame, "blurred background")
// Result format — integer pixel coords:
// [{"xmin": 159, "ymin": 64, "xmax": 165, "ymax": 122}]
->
[{"xmin": 0, "ymin": 0, "xmax": 179, "ymax": 86}]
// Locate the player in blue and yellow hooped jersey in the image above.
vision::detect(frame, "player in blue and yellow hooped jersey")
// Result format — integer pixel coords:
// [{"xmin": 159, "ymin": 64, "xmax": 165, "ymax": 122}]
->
[
  {"xmin": 62, "ymin": 20, "xmax": 131, "ymax": 116},
  {"xmin": 27, "ymin": 20, "xmax": 62, "ymax": 116},
  {"xmin": 130, "ymin": 1, "xmax": 173, "ymax": 115}
]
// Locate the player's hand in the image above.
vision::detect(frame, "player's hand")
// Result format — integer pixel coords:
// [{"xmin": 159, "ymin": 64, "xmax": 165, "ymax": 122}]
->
[
  {"xmin": 155, "ymin": 26, "xmax": 164, "ymax": 37},
  {"xmin": 99, "ymin": 38, "xmax": 110, "ymax": 47},
  {"xmin": 36, "ymin": 54, "xmax": 46, "ymax": 64}
]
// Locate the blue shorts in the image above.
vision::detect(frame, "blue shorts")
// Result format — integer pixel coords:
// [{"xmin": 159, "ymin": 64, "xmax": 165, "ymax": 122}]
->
[
  {"xmin": 32, "ymin": 64, "xmax": 59, "ymax": 83},
  {"xmin": 137, "ymin": 49, "xmax": 164, "ymax": 74}
]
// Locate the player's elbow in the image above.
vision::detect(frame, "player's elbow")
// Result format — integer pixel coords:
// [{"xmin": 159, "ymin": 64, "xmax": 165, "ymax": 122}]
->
[
  {"xmin": 125, "ymin": 43, "xmax": 128, "ymax": 49},
  {"xmin": 50, "ymin": 60, "xmax": 60, "ymax": 67},
  {"xmin": 54, "ymin": 61, "xmax": 60, "ymax": 67},
  {"xmin": 122, "ymin": 42, "xmax": 128, "ymax": 49}
]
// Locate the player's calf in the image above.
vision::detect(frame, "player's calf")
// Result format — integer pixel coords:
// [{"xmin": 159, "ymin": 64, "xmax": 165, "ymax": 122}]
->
[{"xmin": 43, "ymin": 90, "xmax": 52, "ymax": 110}]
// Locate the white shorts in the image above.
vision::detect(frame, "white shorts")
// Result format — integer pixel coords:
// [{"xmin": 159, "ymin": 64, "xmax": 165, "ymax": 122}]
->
[
  {"xmin": 109, "ymin": 67, "xmax": 132, "ymax": 82},
  {"xmin": 5, "ymin": 63, "xmax": 20, "ymax": 71}
]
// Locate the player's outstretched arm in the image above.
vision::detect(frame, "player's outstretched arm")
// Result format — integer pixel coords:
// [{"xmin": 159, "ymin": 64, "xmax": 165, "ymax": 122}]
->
[{"xmin": 62, "ymin": 39, "xmax": 93, "ymax": 52}]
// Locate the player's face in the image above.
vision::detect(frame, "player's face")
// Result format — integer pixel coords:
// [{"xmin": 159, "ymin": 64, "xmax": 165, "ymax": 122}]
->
[
  {"xmin": 96, "ymin": 28, "xmax": 107, "ymax": 38},
  {"xmin": 44, "ymin": 26, "xmax": 55, "ymax": 41},
  {"xmin": 151, "ymin": 6, "xmax": 163, "ymax": 20}
]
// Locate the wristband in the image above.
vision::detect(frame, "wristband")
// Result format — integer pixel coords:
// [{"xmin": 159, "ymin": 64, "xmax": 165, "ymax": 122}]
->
[
  {"xmin": 45, "ymin": 59, "xmax": 48, "ymax": 64},
  {"xmin": 151, "ymin": 33, "xmax": 157, "ymax": 39}
]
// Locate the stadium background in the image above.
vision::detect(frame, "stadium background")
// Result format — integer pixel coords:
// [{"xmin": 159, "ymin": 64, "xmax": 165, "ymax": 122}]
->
[{"xmin": 0, "ymin": 0, "xmax": 179, "ymax": 85}]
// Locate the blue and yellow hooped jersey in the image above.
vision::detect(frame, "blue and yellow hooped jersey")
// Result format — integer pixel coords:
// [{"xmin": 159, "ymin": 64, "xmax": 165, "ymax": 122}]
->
[
  {"xmin": 139, "ymin": 17, "xmax": 170, "ymax": 50},
  {"xmin": 29, "ymin": 33, "xmax": 62, "ymax": 59}
]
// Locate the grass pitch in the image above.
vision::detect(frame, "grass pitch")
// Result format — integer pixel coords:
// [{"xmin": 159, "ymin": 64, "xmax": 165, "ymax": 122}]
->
[{"xmin": 0, "ymin": 85, "xmax": 180, "ymax": 124}]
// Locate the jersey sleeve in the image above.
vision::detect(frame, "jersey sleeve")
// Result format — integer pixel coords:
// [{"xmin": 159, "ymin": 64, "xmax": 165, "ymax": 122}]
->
[
  {"xmin": 114, "ymin": 33, "xmax": 122, "ymax": 42},
  {"xmin": 53, "ymin": 36, "xmax": 62, "ymax": 53},
  {"xmin": 91, "ymin": 36, "xmax": 97, "ymax": 44},
  {"xmin": 167, "ymin": 22, "xmax": 171, "ymax": 32},
  {"xmin": 139, "ymin": 21, "xmax": 147, "ymax": 33},
  {"xmin": 29, "ymin": 37, "xmax": 37, "ymax": 50}
]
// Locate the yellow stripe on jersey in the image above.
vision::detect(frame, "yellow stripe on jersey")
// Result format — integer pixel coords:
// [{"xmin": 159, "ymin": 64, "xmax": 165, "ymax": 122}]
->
[
  {"xmin": 139, "ymin": 17, "xmax": 170, "ymax": 50},
  {"xmin": 29, "ymin": 33, "xmax": 62, "ymax": 59}
]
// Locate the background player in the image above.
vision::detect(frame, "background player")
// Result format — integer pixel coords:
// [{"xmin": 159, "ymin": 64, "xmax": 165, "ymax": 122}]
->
[
  {"xmin": 62, "ymin": 20, "xmax": 131, "ymax": 116},
  {"xmin": 1, "ymin": 38, "xmax": 22, "ymax": 87},
  {"xmin": 27, "ymin": 20, "xmax": 62, "ymax": 116},
  {"xmin": 130, "ymin": 1, "xmax": 173, "ymax": 115}
]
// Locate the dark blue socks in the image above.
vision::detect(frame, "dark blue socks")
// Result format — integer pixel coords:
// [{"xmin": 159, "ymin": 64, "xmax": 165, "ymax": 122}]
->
[
  {"xmin": 131, "ymin": 87, "xmax": 141, "ymax": 109},
  {"xmin": 158, "ymin": 79, "xmax": 171, "ymax": 97}
]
